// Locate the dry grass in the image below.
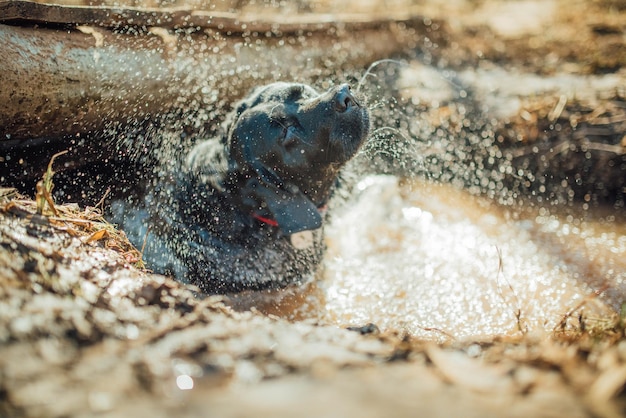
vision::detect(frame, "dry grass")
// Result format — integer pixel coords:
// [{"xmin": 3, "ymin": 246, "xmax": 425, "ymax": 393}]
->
[{"xmin": 0, "ymin": 153, "xmax": 145, "ymax": 269}]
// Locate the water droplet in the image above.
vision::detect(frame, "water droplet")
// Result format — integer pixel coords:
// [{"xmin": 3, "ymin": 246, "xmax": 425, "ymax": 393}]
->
[{"xmin": 176, "ymin": 375, "xmax": 194, "ymax": 390}]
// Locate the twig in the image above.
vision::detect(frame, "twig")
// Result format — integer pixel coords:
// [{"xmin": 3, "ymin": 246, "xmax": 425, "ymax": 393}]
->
[
  {"xmin": 95, "ymin": 187, "xmax": 111, "ymax": 211},
  {"xmin": 493, "ymin": 246, "xmax": 527, "ymax": 334},
  {"xmin": 548, "ymin": 95, "xmax": 567, "ymax": 122}
]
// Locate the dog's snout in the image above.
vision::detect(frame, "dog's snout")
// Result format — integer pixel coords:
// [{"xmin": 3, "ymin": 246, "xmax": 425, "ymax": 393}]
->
[{"xmin": 333, "ymin": 84, "xmax": 358, "ymax": 113}]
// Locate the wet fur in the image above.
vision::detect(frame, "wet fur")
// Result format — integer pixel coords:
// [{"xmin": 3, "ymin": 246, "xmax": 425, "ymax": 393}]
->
[{"xmin": 115, "ymin": 82, "xmax": 369, "ymax": 293}]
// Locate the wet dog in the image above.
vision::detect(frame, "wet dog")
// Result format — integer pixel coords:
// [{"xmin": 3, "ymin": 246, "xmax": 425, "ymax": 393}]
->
[{"xmin": 116, "ymin": 82, "xmax": 369, "ymax": 293}]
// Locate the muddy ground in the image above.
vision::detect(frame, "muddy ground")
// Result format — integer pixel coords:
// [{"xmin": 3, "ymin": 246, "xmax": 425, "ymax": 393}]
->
[
  {"xmin": 2, "ymin": 0, "xmax": 626, "ymax": 417},
  {"xmin": 4, "ymin": 188, "xmax": 626, "ymax": 418}
]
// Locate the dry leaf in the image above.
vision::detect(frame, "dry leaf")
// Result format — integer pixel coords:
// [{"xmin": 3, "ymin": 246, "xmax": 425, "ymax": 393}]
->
[
  {"xmin": 426, "ymin": 344, "xmax": 515, "ymax": 393},
  {"xmin": 85, "ymin": 229, "xmax": 109, "ymax": 244}
]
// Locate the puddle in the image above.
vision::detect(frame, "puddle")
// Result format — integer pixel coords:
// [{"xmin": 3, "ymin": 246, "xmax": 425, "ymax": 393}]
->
[
  {"xmin": 319, "ymin": 175, "xmax": 626, "ymax": 340},
  {"xmin": 239, "ymin": 175, "xmax": 625, "ymax": 341}
]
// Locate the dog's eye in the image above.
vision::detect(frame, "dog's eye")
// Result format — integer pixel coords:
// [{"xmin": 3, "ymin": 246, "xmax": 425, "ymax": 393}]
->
[
  {"xmin": 282, "ymin": 126, "xmax": 299, "ymax": 149},
  {"xmin": 269, "ymin": 115, "xmax": 291, "ymax": 131},
  {"xmin": 269, "ymin": 118, "xmax": 285, "ymax": 128},
  {"xmin": 270, "ymin": 118, "xmax": 289, "ymax": 135}
]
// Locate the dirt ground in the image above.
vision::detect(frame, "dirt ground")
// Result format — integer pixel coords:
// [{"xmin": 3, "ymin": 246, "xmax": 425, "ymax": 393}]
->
[
  {"xmin": 2, "ymin": 0, "xmax": 626, "ymax": 417},
  {"xmin": 3, "ymin": 189, "xmax": 626, "ymax": 418}
]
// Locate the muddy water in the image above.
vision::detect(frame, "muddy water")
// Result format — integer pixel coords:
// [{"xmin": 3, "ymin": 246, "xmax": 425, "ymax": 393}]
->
[
  {"xmin": 243, "ymin": 175, "xmax": 626, "ymax": 341},
  {"xmin": 321, "ymin": 176, "xmax": 626, "ymax": 340}
]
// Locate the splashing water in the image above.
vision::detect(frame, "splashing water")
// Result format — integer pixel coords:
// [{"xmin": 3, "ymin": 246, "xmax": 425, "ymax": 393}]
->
[
  {"xmin": 319, "ymin": 176, "xmax": 625, "ymax": 341},
  {"xmin": 355, "ymin": 59, "xmax": 409, "ymax": 95},
  {"xmin": 223, "ymin": 58, "xmax": 626, "ymax": 340}
]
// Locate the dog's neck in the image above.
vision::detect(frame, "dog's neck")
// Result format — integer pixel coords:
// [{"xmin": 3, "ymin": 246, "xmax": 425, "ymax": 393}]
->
[
  {"xmin": 222, "ymin": 168, "xmax": 334, "ymax": 234},
  {"xmin": 184, "ymin": 142, "xmax": 337, "ymax": 235},
  {"xmin": 236, "ymin": 165, "xmax": 334, "ymax": 199}
]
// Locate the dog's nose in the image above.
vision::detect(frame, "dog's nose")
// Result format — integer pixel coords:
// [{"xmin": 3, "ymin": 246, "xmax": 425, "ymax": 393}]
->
[{"xmin": 334, "ymin": 84, "xmax": 358, "ymax": 112}]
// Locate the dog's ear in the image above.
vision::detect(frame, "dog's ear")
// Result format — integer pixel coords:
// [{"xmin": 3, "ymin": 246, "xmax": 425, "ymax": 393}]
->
[
  {"xmin": 247, "ymin": 163, "xmax": 322, "ymax": 235},
  {"xmin": 262, "ymin": 188, "xmax": 322, "ymax": 235}
]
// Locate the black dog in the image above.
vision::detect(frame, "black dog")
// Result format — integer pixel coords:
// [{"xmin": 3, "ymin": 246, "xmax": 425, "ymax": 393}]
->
[{"xmin": 115, "ymin": 82, "xmax": 369, "ymax": 293}]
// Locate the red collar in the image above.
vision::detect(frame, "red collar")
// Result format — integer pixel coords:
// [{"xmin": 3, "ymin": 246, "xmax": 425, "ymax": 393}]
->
[
  {"xmin": 252, "ymin": 204, "xmax": 328, "ymax": 228},
  {"xmin": 251, "ymin": 213, "xmax": 279, "ymax": 227}
]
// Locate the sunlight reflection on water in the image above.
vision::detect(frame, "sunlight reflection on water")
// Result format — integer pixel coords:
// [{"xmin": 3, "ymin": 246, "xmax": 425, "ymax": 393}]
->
[{"xmin": 320, "ymin": 175, "xmax": 625, "ymax": 341}]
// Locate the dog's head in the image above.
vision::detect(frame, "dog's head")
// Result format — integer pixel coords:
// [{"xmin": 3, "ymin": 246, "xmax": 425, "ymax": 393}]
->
[{"xmin": 224, "ymin": 82, "xmax": 370, "ymax": 235}]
